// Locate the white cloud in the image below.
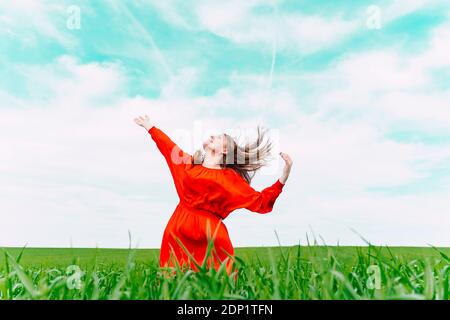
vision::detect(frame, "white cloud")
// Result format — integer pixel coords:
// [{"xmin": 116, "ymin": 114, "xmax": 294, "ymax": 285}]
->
[
  {"xmin": 306, "ymin": 21, "xmax": 450, "ymax": 132},
  {"xmin": 0, "ymin": 1, "xmax": 75, "ymax": 48},
  {"xmin": 196, "ymin": 2, "xmax": 358, "ymax": 53},
  {"xmin": 147, "ymin": 0, "xmax": 358, "ymax": 53},
  {"xmin": 19, "ymin": 56, "xmax": 127, "ymax": 105},
  {"xmin": 281, "ymin": 14, "xmax": 357, "ymax": 53},
  {"xmin": 412, "ymin": 22, "xmax": 450, "ymax": 70},
  {"xmin": 384, "ymin": 0, "xmax": 442, "ymax": 23},
  {"xmin": 160, "ymin": 67, "xmax": 200, "ymax": 98},
  {"xmin": 139, "ymin": 0, "xmax": 196, "ymax": 30}
]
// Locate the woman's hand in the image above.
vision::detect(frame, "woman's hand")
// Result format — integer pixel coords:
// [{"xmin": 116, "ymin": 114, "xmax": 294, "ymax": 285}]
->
[
  {"xmin": 134, "ymin": 115, "xmax": 154, "ymax": 131},
  {"xmin": 279, "ymin": 152, "xmax": 293, "ymax": 185}
]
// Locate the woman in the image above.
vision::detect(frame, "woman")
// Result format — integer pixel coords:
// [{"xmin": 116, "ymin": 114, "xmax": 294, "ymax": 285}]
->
[{"xmin": 134, "ymin": 115, "xmax": 293, "ymax": 277}]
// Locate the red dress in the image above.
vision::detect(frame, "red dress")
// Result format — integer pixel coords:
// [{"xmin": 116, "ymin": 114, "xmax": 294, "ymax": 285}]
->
[{"xmin": 148, "ymin": 126, "xmax": 285, "ymax": 276}]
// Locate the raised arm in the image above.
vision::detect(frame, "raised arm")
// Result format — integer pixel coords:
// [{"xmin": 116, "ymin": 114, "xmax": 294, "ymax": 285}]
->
[
  {"xmin": 147, "ymin": 126, "xmax": 191, "ymax": 167},
  {"xmin": 134, "ymin": 115, "xmax": 191, "ymax": 179},
  {"xmin": 225, "ymin": 152, "xmax": 292, "ymax": 214},
  {"xmin": 226, "ymin": 174, "xmax": 285, "ymax": 214}
]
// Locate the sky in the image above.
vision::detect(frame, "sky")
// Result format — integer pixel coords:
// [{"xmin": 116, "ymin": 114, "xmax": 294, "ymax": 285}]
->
[{"xmin": 0, "ymin": 0, "xmax": 449, "ymax": 248}]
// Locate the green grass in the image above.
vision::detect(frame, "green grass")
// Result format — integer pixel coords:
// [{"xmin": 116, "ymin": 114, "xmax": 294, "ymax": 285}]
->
[{"xmin": 1, "ymin": 244, "xmax": 449, "ymax": 300}]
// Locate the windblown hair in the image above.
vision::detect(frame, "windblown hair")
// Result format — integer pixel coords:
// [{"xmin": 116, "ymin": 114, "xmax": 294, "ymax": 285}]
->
[{"xmin": 193, "ymin": 125, "xmax": 273, "ymax": 184}]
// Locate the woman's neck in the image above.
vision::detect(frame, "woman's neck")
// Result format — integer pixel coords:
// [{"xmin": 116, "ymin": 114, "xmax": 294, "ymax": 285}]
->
[{"xmin": 202, "ymin": 151, "xmax": 223, "ymax": 169}]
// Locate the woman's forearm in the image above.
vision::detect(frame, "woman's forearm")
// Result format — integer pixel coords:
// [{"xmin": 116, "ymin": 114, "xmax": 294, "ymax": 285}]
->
[
  {"xmin": 278, "ymin": 152, "xmax": 293, "ymax": 185},
  {"xmin": 279, "ymin": 171, "xmax": 289, "ymax": 184},
  {"xmin": 144, "ymin": 122, "xmax": 154, "ymax": 132}
]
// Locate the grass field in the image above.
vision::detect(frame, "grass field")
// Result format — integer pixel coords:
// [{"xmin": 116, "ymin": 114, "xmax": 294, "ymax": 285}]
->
[{"xmin": 1, "ymin": 244, "xmax": 449, "ymax": 300}]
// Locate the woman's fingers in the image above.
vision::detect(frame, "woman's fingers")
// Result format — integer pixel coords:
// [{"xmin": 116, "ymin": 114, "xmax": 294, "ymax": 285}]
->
[
  {"xmin": 134, "ymin": 115, "xmax": 152, "ymax": 128},
  {"xmin": 134, "ymin": 116, "xmax": 146, "ymax": 126},
  {"xmin": 279, "ymin": 152, "xmax": 293, "ymax": 166},
  {"xmin": 134, "ymin": 115, "xmax": 150, "ymax": 120}
]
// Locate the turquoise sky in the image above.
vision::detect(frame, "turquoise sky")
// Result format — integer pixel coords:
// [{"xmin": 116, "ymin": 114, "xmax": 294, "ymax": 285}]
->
[
  {"xmin": 1, "ymin": 1, "xmax": 449, "ymax": 247},
  {"xmin": 1, "ymin": 1, "xmax": 448, "ymax": 97}
]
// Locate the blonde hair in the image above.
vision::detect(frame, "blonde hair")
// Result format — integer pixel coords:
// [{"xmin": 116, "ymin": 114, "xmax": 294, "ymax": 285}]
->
[{"xmin": 193, "ymin": 125, "xmax": 273, "ymax": 184}]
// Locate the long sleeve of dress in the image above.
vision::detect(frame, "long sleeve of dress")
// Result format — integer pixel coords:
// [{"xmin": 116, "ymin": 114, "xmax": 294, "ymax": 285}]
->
[
  {"xmin": 148, "ymin": 126, "xmax": 192, "ymax": 182},
  {"xmin": 226, "ymin": 174, "xmax": 285, "ymax": 214}
]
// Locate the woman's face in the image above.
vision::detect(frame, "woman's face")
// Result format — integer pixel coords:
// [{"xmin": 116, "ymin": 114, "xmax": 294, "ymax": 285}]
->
[{"xmin": 203, "ymin": 133, "xmax": 227, "ymax": 154}]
